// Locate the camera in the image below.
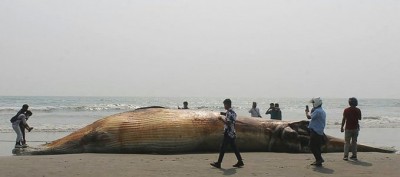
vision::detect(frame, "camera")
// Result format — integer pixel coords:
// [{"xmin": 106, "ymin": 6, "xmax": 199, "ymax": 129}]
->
[
  {"xmin": 220, "ymin": 112, "xmax": 226, "ymax": 116},
  {"xmin": 305, "ymin": 105, "xmax": 309, "ymax": 112}
]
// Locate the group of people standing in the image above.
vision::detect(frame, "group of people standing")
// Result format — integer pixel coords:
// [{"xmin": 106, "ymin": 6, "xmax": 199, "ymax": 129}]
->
[
  {"xmin": 305, "ymin": 97, "xmax": 361, "ymax": 166},
  {"xmin": 211, "ymin": 97, "xmax": 362, "ymax": 168},
  {"xmin": 248, "ymin": 102, "xmax": 282, "ymax": 120},
  {"xmin": 10, "ymin": 104, "xmax": 34, "ymax": 148}
]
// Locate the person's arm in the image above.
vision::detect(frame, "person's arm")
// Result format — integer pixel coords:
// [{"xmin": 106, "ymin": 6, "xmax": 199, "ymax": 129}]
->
[
  {"xmin": 21, "ymin": 116, "xmax": 33, "ymax": 131},
  {"xmin": 218, "ymin": 116, "xmax": 227, "ymax": 125},
  {"xmin": 305, "ymin": 110, "xmax": 311, "ymax": 119},
  {"xmin": 220, "ymin": 111, "xmax": 236, "ymax": 125},
  {"xmin": 266, "ymin": 108, "xmax": 271, "ymax": 114},
  {"xmin": 257, "ymin": 109, "xmax": 262, "ymax": 118},
  {"xmin": 341, "ymin": 109, "xmax": 348, "ymax": 132},
  {"xmin": 341, "ymin": 117, "xmax": 346, "ymax": 132}
]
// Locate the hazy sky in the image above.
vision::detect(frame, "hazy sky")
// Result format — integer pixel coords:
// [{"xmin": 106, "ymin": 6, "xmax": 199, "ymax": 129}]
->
[{"xmin": 1, "ymin": 1, "xmax": 399, "ymax": 98}]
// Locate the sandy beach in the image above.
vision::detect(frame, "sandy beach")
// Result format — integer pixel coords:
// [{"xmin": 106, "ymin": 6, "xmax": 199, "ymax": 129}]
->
[{"xmin": 0, "ymin": 152, "xmax": 398, "ymax": 177}]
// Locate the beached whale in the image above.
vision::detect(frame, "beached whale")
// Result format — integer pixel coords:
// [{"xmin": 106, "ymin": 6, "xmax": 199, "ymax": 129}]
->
[{"xmin": 13, "ymin": 107, "xmax": 395, "ymax": 155}]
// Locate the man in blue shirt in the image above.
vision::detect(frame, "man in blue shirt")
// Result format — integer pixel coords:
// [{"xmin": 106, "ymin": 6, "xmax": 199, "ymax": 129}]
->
[{"xmin": 305, "ymin": 97, "xmax": 326, "ymax": 166}]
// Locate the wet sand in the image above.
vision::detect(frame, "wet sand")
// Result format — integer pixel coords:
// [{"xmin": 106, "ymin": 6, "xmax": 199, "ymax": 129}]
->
[{"xmin": 0, "ymin": 152, "xmax": 398, "ymax": 177}]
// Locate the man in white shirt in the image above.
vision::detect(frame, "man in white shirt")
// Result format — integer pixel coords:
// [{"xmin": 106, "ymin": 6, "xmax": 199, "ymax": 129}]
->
[{"xmin": 249, "ymin": 102, "xmax": 262, "ymax": 118}]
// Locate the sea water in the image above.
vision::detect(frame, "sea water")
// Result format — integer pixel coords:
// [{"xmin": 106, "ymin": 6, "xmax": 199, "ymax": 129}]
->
[{"xmin": 1, "ymin": 96, "xmax": 399, "ymax": 156}]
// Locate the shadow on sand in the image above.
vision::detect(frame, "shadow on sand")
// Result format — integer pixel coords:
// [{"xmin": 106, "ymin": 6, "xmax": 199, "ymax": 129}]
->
[
  {"xmin": 312, "ymin": 159, "xmax": 372, "ymax": 174},
  {"xmin": 347, "ymin": 159, "xmax": 373, "ymax": 167},
  {"xmin": 312, "ymin": 166, "xmax": 335, "ymax": 174},
  {"xmin": 219, "ymin": 168, "xmax": 237, "ymax": 176}
]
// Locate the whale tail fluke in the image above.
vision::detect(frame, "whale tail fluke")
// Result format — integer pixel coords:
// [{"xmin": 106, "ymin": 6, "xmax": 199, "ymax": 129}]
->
[{"xmin": 325, "ymin": 136, "xmax": 396, "ymax": 153}]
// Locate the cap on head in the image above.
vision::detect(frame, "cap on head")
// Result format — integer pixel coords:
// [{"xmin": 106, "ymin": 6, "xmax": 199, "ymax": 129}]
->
[
  {"xmin": 349, "ymin": 97, "xmax": 358, "ymax": 106},
  {"xmin": 310, "ymin": 97, "xmax": 322, "ymax": 107}
]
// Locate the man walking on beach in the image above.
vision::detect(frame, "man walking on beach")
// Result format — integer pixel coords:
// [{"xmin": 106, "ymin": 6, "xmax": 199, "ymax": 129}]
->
[
  {"xmin": 305, "ymin": 97, "xmax": 326, "ymax": 166},
  {"xmin": 341, "ymin": 97, "xmax": 362, "ymax": 161},
  {"xmin": 210, "ymin": 99, "xmax": 244, "ymax": 168}
]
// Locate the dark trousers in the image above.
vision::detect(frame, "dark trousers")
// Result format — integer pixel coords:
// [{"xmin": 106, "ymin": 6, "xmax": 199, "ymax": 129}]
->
[
  {"xmin": 217, "ymin": 134, "xmax": 243, "ymax": 163},
  {"xmin": 309, "ymin": 130, "xmax": 324, "ymax": 162}
]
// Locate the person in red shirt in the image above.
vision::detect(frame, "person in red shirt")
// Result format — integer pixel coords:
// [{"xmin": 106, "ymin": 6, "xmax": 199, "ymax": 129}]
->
[{"xmin": 341, "ymin": 97, "xmax": 362, "ymax": 161}]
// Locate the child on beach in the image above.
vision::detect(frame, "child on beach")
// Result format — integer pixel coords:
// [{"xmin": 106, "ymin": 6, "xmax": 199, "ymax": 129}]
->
[
  {"xmin": 9, "ymin": 104, "xmax": 30, "ymax": 145},
  {"xmin": 11, "ymin": 110, "xmax": 34, "ymax": 148}
]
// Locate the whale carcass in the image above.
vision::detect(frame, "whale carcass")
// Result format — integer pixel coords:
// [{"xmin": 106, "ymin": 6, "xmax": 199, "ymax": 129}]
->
[{"xmin": 13, "ymin": 107, "xmax": 396, "ymax": 155}]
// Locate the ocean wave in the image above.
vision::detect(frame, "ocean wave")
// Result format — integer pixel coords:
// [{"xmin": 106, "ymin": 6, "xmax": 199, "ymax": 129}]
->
[
  {"xmin": 327, "ymin": 116, "xmax": 400, "ymax": 128},
  {"xmin": 0, "ymin": 104, "xmax": 225, "ymax": 113},
  {"xmin": 0, "ymin": 104, "xmax": 141, "ymax": 112},
  {"xmin": 363, "ymin": 116, "xmax": 381, "ymax": 120},
  {"xmin": 0, "ymin": 128, "xmax": 78, "ymax": 133},
  {"xmin": 0, "ymin": 123, "xmax": 85, "ymax": 133}
]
